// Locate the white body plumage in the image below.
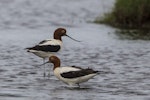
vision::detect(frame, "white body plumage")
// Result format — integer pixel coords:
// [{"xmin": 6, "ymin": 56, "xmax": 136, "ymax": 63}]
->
[
  {"xmin": 27, "ymin": 39, "xmax": 62, "ymax": 58},
  {"xmin": 53, "ymin": 66, "xmax": 98, "ymax": 86}
]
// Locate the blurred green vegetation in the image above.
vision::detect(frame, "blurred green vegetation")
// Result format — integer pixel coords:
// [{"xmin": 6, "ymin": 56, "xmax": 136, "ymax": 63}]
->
[
  {"xmin": 95, "ymin": 0, "xmax": 150, "ymax": 29},
  {"xmin": 95, "ymin": 0, "xmax": 150, "ymax": 39},
  {"xmin": 115, "ymin": 29, "xmax": 150, "ymax": 40}
]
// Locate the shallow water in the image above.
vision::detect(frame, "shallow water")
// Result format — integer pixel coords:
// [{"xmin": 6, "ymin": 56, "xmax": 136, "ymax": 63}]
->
[{"xmin": 0, "ymin": 0, "xmax": 150, "ymax": 100}]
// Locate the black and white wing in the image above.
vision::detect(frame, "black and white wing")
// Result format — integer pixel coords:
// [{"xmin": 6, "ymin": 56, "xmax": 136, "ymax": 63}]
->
[
  {"xmin": 60, "ymin": 66, "xmax": 98, "ymax": 79},
  {"xmin": 26, "ymin": 39, "xmax": 62, "ymax": 52}
]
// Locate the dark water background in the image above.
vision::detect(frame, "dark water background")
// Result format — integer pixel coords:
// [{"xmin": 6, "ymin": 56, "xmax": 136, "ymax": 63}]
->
[{"xmin": 0, "ymin": 0, "xmax": 150, "ymax": 100}]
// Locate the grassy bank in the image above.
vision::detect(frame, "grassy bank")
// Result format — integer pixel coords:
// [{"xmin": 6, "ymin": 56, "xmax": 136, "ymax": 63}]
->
[
  {"xmin": 95, "ymin": 0, "xmax": 150, "ymax": 40},
  {"xmin": 95, "ymin": 0, "xmax": 150, "ymax": 39}
]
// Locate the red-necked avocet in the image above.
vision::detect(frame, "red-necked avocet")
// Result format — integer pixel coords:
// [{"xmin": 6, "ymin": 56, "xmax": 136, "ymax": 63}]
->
[
  {"xmin": 43, "ymin": 56, "xmax": 99, "ymax": 87},
  {"xmin": 26, "ymin": 28, "xmax": 80, "ymax": 77}
]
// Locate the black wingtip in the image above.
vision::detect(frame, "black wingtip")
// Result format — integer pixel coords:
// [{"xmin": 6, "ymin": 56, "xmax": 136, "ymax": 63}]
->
[
  {"xmin": 95, "ymin": 71, "xmax": 101, "ymax": 74},
  {"xmin": 24, "ymin": 47, "xmax": 32, "ymax": 52},
  {"xmin": 95, "ymin": 70, "xmax": 100, "ymax": 73},
  {"xmin": 84, "ymin": 68, "xmax": 99, "ymax": 74},
  {"xmin": 25, "ymin": 47, "xmax": 30, "ymax": 50}
]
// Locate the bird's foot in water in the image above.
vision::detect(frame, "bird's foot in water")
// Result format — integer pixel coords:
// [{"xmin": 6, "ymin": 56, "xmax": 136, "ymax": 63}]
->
[
  {"xmin": 43, "ymin": 73, "xmax": 46, "ymax": 77},
  {"xmin": 47, "ymin": 72, "xmax": 50, "ymax": 78}
]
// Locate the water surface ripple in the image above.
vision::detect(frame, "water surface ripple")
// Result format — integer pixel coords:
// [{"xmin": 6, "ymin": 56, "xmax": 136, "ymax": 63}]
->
[{"xmin": 0, "ymin": 0, "xmax": 150, "ymax": 100}]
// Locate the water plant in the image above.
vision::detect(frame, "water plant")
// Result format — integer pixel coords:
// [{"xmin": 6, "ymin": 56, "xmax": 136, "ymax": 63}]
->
[
  {"xmin": 96, "ymin": 0, "xmax": 150, "ymax": 29},
  {"xmin": 95, "ymin": 0, "xmax": 150, "ymax": 39}
]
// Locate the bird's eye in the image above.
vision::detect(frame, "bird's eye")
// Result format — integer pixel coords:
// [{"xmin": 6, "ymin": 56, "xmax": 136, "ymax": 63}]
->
[
  {"xmin": 61, "ymin": 30, "xmax": 65, "ymax": 33},
  {"xmin": 50, "ymin": 57, "xmax": 55, "ymax": 61}
]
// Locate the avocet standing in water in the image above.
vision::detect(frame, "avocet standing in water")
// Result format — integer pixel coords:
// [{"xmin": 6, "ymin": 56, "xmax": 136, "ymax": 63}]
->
[
  {"xmin": 43, "ymin": 56, "xmax": 99, "ymax": 87},
  {"xmin": 26, "ymin": 28, "xmax": 80, "ymax": 76}
]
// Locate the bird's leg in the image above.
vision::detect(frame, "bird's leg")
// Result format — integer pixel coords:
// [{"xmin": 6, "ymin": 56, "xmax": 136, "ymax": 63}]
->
[
  {"xmin": 77, "ymin": 83, "xmax": 80, "ymax": 88},
  {"xmin": 43, "ymin": 58, "xmax": 46, "ymax": 77},
  {"xmin": 48, "ymin": 64, "xmax": 51, "ymax": 78}
]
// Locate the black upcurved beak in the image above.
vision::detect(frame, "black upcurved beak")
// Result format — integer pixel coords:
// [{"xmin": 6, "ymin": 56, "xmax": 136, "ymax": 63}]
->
[
  {"xmin": 38, "ymin": 61, "xmax": 50, "ymax": 66},
  {"xmin": 66, "ymin": 35, "xmax": 81, "ymax": 42}
]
